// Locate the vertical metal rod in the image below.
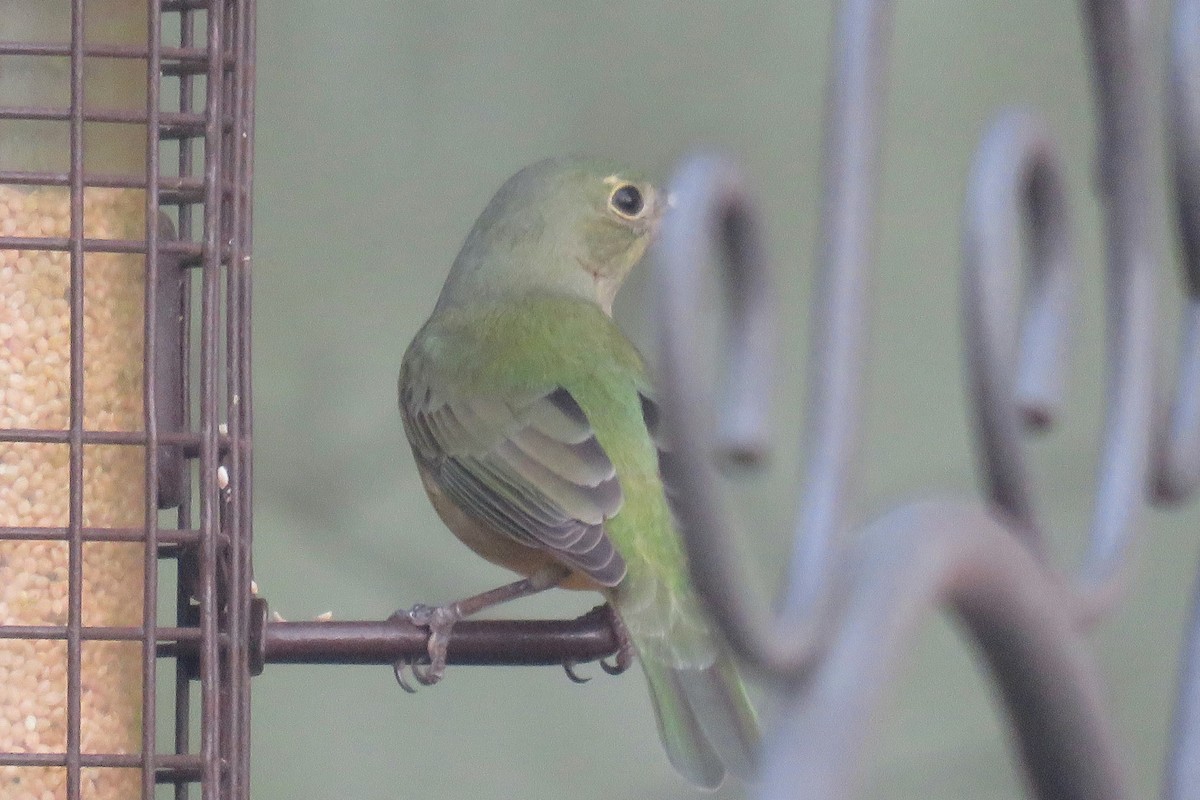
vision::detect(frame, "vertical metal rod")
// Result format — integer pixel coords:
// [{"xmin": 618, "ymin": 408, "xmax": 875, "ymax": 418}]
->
[
  {"xmin": 1168, "ymin": 555, "xmax": 1200, "ymax": 798},
  {"xmin": 220, "ymin": 4, "xmax": 238, "ymax": 793},
  {"xmin": 785, "ymin": 0, "xmax": 891, "ymax": 613},
  {"xmin": 1164, "ymin": 1, "xmax": 1200, "ymax": 796},
  {"xmin": 173, "ymin": 6, "xmax": 197, "ymax": 797},
  {"xmin": 199, "ymin": 0, "xmax": 225, "ymax": 795},
  {"xmin": 223, "ymin": 1, "xmax": 250, "ymax": 794},
  {"xmin": 1078, "ymin": 0, "xmax": 1159, "ymax": 591},
  {"xmin": 66, "ymin": 1, "xmax": 86, "ymax": 797},
  {"xmin": 1173, "ymin": 0, "xmax": 1200, "ymax": 296},
  {"xmin": 1155, "ymin": 0, "xmax": 1200, "ymax": 504},
  {"xmin": 142, "ymin": 1, "xmax": 164, "ymax": 797},
  {"xmin": 238, "ymin": 7, "xmax": 258, "ymax": 794}
]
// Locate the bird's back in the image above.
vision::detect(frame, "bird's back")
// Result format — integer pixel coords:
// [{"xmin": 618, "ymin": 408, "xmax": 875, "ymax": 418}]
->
[{"xmin": 402, "ymin": 292, "xmax": 758, "ymax": 786}]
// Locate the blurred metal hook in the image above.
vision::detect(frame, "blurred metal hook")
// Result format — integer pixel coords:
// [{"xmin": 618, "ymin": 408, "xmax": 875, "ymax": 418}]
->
[
  {"xmin": 1155, "ymin": 0, "xmax": 1200, "ymax": 505},
  {"xmin": 1162, "ymin": 1, "xmax": 1200, "ymax": 797},
  {"xmin": 652, "ymin": 0, "xmax": 892, "ymax": 679},
  {"xmin": 1073, "ymin": 0, "xmax": 1160, "ymax": 598},
  {"xmin": 650, "ymin": 0, "xmax": 1192, "ymax": 797},
  {"xmin": 962, "ymin": 110, "xmax": 1077, "ymax": 550},
  {"xmin": 759, "ymin": 501, "xmax": 1127, "ymax": 800},
  {"xmin": 957, "ymin": 0, "xmax": 1160, "ymax": 623},
  {"xmin": 654, "ymin": 156, "xmax": 824, "ymax": 676}
]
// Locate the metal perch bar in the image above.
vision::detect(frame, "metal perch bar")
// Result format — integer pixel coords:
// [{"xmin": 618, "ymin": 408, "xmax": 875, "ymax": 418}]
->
[
  {"xmin": 151, "ymin": 602, "xmax": 619, "ymax": 672},
  {"xmin": 252, "ymin": 606, "xmax": 619, "ymax": 669}
]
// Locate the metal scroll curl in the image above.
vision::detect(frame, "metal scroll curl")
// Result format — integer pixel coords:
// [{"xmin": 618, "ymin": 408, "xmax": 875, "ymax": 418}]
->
[{"xmin": 650, "ymin": 0, "xmax": 1200, "ymax": 799}]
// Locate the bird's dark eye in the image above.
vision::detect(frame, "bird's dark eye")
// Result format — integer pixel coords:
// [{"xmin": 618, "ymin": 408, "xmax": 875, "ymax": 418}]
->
[{"xmin": 609, "ymin": 184, "xmax": 645, "ymax": 218}]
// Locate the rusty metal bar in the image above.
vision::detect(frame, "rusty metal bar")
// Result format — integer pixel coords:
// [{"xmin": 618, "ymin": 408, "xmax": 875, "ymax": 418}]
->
[
  {"xmin": 0, "ymin": 235, "xmax": 204, "ymax": 255},
  {"xmin": 0, "ymin": 171, "xmax": 206, "ymax": 201},
  {"xmin": 0, "ymin": 625, "xmax": 204, "ymax": 641},
  {"xmin": 0, "ymin": 526, "xmax": 202, "ymax": 543},
  {"xmin": 234, "ymin": 1, "xmax": 257, "ymax": 794},
  {"xmin": 0, "ymin": 427, "xmax": 227, "ymax": 447},
  {"xmin": 0, "ymin": 751, "xmax": 202, "ymax": 772},
  {"xmin": 254, "ymin": 607, "xmax": 619, "ymax": 669},
  {"xmin": 64, "ymin": 1, "xmax": 86, "ymax": 797},
  {"xmin": 142, "ymin": 0, "xmax": 165, "ymax": 795},
  {"xmin": 171, "ymin": 2, "xmax": 200, "ymax": 794},
  {"xmin": 0, "ymin": 41, "xmax": 221, "ymax": 64},
  {"xmin": 197, "ymin": 2, "xmax": 226, "ymax": 797},
  {"xmin": 222, "ymin": 2, "xmax": 254, "ymax": 795},
  {"xmin": 0, "ymin": 106, "xmax": 215, "ymax": 129}
]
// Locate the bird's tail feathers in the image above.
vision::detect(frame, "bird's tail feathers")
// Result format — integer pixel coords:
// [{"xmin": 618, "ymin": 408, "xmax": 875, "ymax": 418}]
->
[{"xmin": 640, "ymin": 647, "xmax": 760, "ymax": 789}]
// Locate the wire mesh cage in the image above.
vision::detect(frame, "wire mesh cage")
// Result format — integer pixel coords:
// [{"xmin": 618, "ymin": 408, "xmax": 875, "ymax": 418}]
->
[{"xmin": 0, "ymin": 1, "xmax": 255, "ymax": 798}]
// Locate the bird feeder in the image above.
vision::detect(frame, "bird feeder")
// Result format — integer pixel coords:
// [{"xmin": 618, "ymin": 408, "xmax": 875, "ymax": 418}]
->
[{"xmin": 0, "ymin": 0, "xmax": 255, "ymax": 797}]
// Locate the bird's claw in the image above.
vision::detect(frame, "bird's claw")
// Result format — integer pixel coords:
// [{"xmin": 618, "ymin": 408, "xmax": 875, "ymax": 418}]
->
[
  {"xmin": 411, "ymin": 658, "xmax": 441, "ymax": 686},
  {"xmin": 562, "ymin": 660, "xmax": 592, "ymax": 684},
  {"xmin": 599, "ymin": 651, "xmax": 631, "ymax": 676},
  {"xmin": 599, "ymin": 604, "xmax": 635, "ymax": 675},
  {"xmin": 393, "ymin": 659, "xmax": 422, "ymax": 694},
  {"xmin": 391, "ymin": 602, "xmax": 460, "ymax": 689},
  {"xmin": 389, "ymin": 608, "xmax": 432, "ymax": 693},
  {"xmin": 391, "ymin": 651, "xmax": 444, "ymax": 692}
]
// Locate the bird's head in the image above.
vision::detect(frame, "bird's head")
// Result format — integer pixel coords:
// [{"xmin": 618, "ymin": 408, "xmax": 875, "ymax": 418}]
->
[{"xmin": 438, "ymin": 156, "xmax": 667, "ymax": 315}]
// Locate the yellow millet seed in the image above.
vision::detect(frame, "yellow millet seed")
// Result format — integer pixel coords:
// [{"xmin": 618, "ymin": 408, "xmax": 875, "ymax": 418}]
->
[{"xmin": 1, "ymin": 185, "xmax": 147, "ymax": 799}]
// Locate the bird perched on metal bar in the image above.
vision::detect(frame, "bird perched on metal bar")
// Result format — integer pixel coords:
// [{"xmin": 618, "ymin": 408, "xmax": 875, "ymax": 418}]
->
[{"xmin": 397, "ymin": 156, "xmax": 759, "ymax": 787}]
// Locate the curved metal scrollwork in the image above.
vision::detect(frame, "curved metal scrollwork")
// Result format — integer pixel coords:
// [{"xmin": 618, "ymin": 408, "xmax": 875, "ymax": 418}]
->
[
  {"xmin": 962, "ymin": 109, "xmax": 1077, "ymax": 551},
  {"xmin": 651, "ymin": 1, "xmax": 1200, "ymax": 798}
]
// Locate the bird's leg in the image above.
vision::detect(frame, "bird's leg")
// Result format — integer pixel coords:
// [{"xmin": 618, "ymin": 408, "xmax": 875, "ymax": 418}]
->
[{"xmin": 393, "ymin": 564, "xmax": 570, "ymax": 690}]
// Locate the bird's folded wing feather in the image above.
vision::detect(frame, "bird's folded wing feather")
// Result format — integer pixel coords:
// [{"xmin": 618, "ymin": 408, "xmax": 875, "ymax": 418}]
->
[{"xmin": 402, "ymin": 381, "xmax": 628, "ymax": 587}]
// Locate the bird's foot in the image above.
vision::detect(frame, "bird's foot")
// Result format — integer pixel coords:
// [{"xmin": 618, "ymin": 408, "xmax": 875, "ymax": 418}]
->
[
  {"xmin": 600, "ymin": 606, "xmax": 635, "ymax": 676},
  {"xmin": 407, "ymin": 602, "xmax": 460, "ymax": 685},
  {"xmin": 390, "ymin": 603, "xmax": 461, "ymax": 691}
]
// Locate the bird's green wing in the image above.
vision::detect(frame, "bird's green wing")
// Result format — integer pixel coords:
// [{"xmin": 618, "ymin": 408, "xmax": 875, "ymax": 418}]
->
[{"xmin": 401, "ymin": 364, "xmax": 628, "ymax": 586}]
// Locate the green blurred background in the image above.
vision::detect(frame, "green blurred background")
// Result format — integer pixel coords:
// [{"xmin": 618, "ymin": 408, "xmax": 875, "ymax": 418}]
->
[{"xmin": 247, "ymin": 2, "xmax": 1190, "ymax": 798}]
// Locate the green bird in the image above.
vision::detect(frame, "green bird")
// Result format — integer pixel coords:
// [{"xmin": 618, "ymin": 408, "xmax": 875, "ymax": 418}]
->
[{"xmin": 398, "ymin": 156, "xmax": 759, "ymax": 787}]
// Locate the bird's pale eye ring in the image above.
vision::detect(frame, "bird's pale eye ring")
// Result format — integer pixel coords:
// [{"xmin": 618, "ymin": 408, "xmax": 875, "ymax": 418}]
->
[{"xmin": 608, "ymin": 183, "xmax": 646, "ymax": 220}]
